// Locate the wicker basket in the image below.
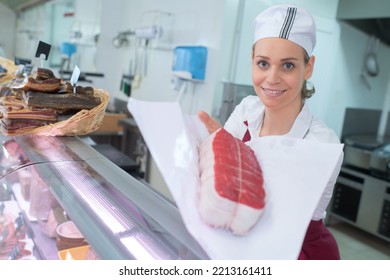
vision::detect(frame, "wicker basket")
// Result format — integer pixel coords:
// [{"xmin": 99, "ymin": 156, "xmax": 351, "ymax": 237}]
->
[
  {"xmin": 0, "ymin": 57, "xmax": 17, "ymax": 85},
  {"xmin": 19, "ymin": 88, "xmax": 110, "ymax": 136},
  {"xmin": 0, "ymin": 57, "xmax": 110, "ymax": 136}
]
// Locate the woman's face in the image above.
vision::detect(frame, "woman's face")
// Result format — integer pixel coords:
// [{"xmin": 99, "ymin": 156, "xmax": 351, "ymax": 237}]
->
[{"xmin": 252, "ymin": 37, "xmax": 314, "ymax": 111}]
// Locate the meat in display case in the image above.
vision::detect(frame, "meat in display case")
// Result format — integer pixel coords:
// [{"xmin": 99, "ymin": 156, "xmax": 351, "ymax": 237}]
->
[{"xmin": 0, "ymin": 134, "xmax": 209, "ymax": 260}]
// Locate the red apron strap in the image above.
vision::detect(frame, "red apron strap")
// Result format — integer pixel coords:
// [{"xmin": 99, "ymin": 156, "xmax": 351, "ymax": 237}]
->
[{"xmin": 242, "ymin": 120, "xmax": 251, "ymax": 142}]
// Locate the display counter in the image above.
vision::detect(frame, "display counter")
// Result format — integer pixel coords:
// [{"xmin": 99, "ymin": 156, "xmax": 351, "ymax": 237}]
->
[{"xmin": 0, "ymin": 134, "xmax": 208, "ymax": 260}]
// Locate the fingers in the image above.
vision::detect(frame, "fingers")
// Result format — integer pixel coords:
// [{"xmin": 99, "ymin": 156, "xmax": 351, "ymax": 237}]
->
[
  {"xmin": 197, "ymin": 110, "xmax": 210, "ymax": 124},
  {"xmin": 198, "ymin": 110, "xmax": 222, "ymax": 134}
]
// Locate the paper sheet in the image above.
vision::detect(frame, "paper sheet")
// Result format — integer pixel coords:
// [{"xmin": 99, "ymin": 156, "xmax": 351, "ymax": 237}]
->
[{"xmin": 128, "ymin": 98, "xmax": 344, "ymax": 260}]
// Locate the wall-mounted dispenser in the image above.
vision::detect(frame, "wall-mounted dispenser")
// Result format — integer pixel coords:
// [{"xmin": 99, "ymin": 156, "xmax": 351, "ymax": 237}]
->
[
  {"xmin": 60, "ymin": 42, "xmax": 77, "ymax": 72},
  {"xmin": 172, "ymin": 46, "xmax": 207, "ymax": 82}
]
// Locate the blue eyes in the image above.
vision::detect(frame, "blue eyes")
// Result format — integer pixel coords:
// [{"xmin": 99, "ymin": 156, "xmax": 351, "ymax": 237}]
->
[
  {"xmin": 256, "ymin": 60, "xmax": 295, "ymax": 71},
  {"xmin": 284, "ymin": 62, "xmax": 295, "ymax": 70},
  {"xmin": 258, "ymin": 60, "xmax": 268, "ymax": 68}
]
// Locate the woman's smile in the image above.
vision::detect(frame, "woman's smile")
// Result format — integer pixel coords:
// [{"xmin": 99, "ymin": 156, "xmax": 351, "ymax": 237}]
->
[{"xmin": 261, "ymin": 87, "xmax": 286, "ymax": 97}]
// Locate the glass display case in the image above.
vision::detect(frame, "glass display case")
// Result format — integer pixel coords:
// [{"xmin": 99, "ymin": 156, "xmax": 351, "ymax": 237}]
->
[{"xmin": 0, "ymin": 134, "xmax": 208, "ymax": 260}]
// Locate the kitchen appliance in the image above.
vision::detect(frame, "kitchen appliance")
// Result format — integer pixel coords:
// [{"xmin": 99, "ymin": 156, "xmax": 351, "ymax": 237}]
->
[
  {"xmin": 370, "ymin": 143, "xmax": 390, "ymax": 174},
  {"xmin": 343, "ymin": 134, "xmax": 383, "ymax": 169},
  {"xmin": 343, "ymin": 133, "xmax": 390, "ymax": 178},
  {"xmin": 329, "ymin": 166, "xmax": 390, "ymax": 242},
  {"xmin": 217, "ymin": 82, "xmax": 256, "ymax": 125}
]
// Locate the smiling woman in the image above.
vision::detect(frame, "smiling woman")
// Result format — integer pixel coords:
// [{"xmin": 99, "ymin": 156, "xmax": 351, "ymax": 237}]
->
[
  {"xmin": 198, "ymin": 4, "xmax": 344, "ymax": 260},
  {"xmin": 251, "ymin": 37, "xmax": 314, "ymax": 129}
]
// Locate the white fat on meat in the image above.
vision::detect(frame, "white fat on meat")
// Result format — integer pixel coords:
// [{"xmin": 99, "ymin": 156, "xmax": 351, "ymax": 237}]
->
[{"xmin": 198, "ymin": 128, "xmax": 266, "ymax": 236}]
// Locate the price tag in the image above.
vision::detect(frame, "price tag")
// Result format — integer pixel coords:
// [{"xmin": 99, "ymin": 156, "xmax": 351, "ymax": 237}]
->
[
  {"xmin": 35, "ymin": 41, "xmax": 51, "ymax": 68},
  {"xmin": 35, "ymin": 41, "xmax": 51, "ymax": 60},
  {"xmin": 70, "ymin": 65, "xmax": 81, "ymax": 92}
]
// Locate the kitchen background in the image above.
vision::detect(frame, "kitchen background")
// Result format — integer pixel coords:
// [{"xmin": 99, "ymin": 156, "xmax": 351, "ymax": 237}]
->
[
  {"xmin": 1, "ymin": 0, "xmax": 390, "ymax": 259},
  {"xmin": 4, "ymin": 0, "xmax": 390, "ymax": 135}
]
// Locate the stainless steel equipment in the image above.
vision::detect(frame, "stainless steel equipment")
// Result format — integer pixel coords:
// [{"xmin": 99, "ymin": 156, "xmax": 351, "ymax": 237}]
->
[
  {"xmin": 218, "ymin": 82, "xmax": 255, "ymax": 124},
  {"xmin": 343, "ymin": 134, "xmax": 390, "ymax": 176},
  {"xmin": 343, "ymin": 134, "xmax": 382, "ymax": 169},
  {"xmin": 329, "ymin": 166, "xmax": 390, "ymax": 242},
  {"xmin": 331, "ymin": 127, "xmax": 390, "ymax": 242},
  {"xmin": 370, "ymin": 144, "xmax": 390, "ymax": 174}
]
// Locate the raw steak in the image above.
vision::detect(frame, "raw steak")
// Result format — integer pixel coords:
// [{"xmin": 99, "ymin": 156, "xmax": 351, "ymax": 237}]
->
[{"xmin": 198, "ymin": 128, "xmax": 265, "ymax": 235}]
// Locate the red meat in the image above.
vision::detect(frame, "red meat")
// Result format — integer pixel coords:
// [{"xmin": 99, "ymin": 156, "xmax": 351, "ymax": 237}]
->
[{"xmin": 198, "ymin": 128, "xmax": 266, "ymax": 235}]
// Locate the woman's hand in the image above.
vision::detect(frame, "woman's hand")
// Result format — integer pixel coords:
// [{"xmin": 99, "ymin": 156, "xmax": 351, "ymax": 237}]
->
[{"xmin": 198, "ymin": 110, "xmax": 222, "ymax": 134}]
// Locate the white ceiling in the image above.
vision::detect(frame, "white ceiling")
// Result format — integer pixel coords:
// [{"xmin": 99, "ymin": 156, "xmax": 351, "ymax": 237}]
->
[{"xmin": 0, "ymin": 0, "xmax": 50, "ymax": 11}]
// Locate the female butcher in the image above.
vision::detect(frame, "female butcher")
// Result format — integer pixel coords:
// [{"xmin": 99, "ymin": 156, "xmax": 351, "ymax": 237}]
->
[{"xmin": 198, "ymin": 4, "xmax": 343, "ymax": 260}]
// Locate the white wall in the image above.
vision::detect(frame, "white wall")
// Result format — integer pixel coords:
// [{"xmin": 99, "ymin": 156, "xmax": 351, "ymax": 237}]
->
[
  {"xmin": 0, "ymin": 3, "xmax": 17, "ymax": 59},
  {"xmin": 94, "ymin": 0, "xmax": 232, "ymax": 196},
  {"xmin": 71, "ymin": 0, "xmax": 101, "ymax": 72},
  {"xmin": 321, "ymin": 22, "xmax": 390, "ymax": 136},
  {"xmin": 14, "ymin": 4, "xmax": 49, "ymax": 64},
  {"xmin": 13, "ymin": 0, "xmax": 101, "ymax": 72},
  {"xmin": 95, "ymin": 0, "xmax": 227, "ymax": 115}
]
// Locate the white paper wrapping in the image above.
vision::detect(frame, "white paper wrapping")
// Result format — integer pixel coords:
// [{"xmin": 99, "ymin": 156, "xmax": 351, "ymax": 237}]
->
[{"xmin": 128, "ymin": 98, "xmax": 343, "ymax": 260}]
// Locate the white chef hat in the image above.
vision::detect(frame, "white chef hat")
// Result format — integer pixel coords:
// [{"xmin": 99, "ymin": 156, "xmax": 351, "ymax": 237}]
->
[{"xmin": 253, "ymin": 4, "xmax": 316, "ymax": 55}]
